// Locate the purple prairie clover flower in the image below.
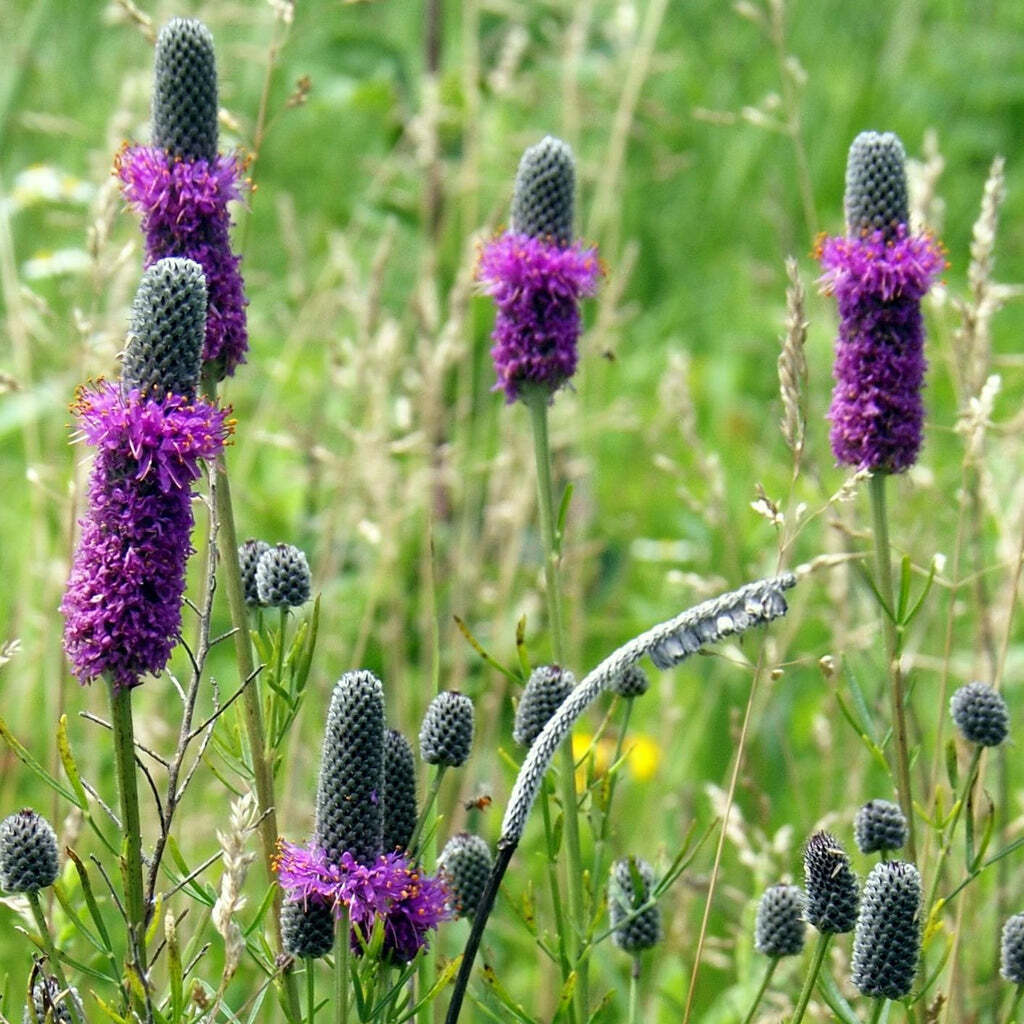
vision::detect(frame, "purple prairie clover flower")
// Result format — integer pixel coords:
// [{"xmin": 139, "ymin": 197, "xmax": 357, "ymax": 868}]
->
[
  {"xmin": 478, "ymin": 136, "xmax": 600, "ymax": 403},
  {"xmin": 817, "ymin": 131, "xmax": 945, "ymax": 474},
  {"xmin": 275, "ymin": 841, "xmax": 450, "ymax": 962},
  {"xmin": 478, "ymin": 235, "xmax": 600, "ymax": 402},
  {"xmin": 117, "ymin": 145, "xmax": 249, "ymax": 377},
  {"xmin": 61, "ymin": 381, "xmax": 230, "ymax": 688}
]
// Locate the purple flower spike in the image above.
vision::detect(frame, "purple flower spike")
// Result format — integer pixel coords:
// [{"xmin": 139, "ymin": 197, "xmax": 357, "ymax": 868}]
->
[
  {"xmin": 275, "ymin": 842, "xmax": 450, "ymax": 963},
  {"xmin": 478, "ymin": 233, "xmax": 600, "ymax": 402},
  {"xmin": 61, "ymin": 382, "xmax": 231, "ymax": 689},
  {"xmin": 818, "ymin": 227, "xmax": 944, "ymax": 473},
  {"xmin": 118, "ymin": 145, "xmax": 249, "ymax": 377},
  {"xmin": 818, "ymin": 131, "xmax": 945, "ymax": 474}
]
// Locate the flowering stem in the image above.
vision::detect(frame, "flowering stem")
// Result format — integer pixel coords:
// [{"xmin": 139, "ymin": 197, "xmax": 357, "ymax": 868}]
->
[
  {"xmin": 523, "ymin": 387, "xmax": 588, "ymax": 1019},
  {"xmin": 201, "ymin": 372, "xmax": 301, "ymax": 1023},
  {"xmin": 27, "ymin": 890, "xmax": 86, "ymax": 1024},
  {"xmin": 868, "ymin": 997, "xmax": 887, "ymax": 1024},
  {"xmin": 306, "ymin": 959, "xmax": 316, "ymax": 1024},
  {"xmin": 869, "ymin": 472, "xmax": 917, "ymax": 863},
  {"xmin": 540, "ymin": 776, "xmax": 575, "ymax": 997},
  {"xmin": 1006, "ymin": 983, "xmax": 1024, "ymax": 1024},
  {"xmin": 790, "ymin": 931, "xmax": 831, "ymax": 1024},
  {"xmin": 924, "ymin": 745, "xmax": 983, "ymax": 922},
  {"xmin": 628, "ymin": 957, "xmax": 640, "ymax": 1024},
  {"xmin": 335, "ymin": 909, "xmax": 350, "ymax": 1024},
  {"xmin": 408, "ymin": 765, "xmax": 447, "ymax": 859},
  {"xmin": 108, "ymin": 680, "xmax": 149, "ymax": 1018},
  {"xmin": 739, "ymin": 957, "xmax": 778, "ymax": 1024}
]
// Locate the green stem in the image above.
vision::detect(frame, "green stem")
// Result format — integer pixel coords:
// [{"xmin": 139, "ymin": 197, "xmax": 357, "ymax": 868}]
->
[
  {"xmin": 307, "ymin": 958, "xmax": 316, "ymax": 1024},
  {"xmin": 869, "ymin": 472, "xmax": 917, "ymax": 863},
  {"xmin": 739, "ymin": 957, "xmax": 778, "ymax": 1024},
  {"xmin": 524, "ymin": 387, "xmax": 588, "ymax": 1021},
  {"xmin": 628, "ymin": 957, "xmax": 640, "ymax": 1024},
  {"xmin": 202, "ymin": 371, "xmax": 301, "ymax": 1023},
  {"xmin": 409, "ymin": 765, "xmax": 447, "ymax": 860},
  {"xmin": 1007, "ymin": 983, "xmax": 1024, "ymax": 1024},
  {"xmin": 108, "ymin": 680, "xmax": 149, "ymax": 1019},
  {"xmin": 925, "ymin": 745, "xmax": 984, "ymax": 922},
  {"xmin": 272, "ymin": 605, "xmax": 288, "ymax": 748},
  {"xmin": 27, "ymin": 890, "xmax": 86, "ymax": 1024},
  {"xmin": 868, "ymin": 997, "xmax": 887, "ymax": 1024},
  {"xmin": 790, "ymin": 931, "xmax": 831, "ymax": 1024},
  {"xmin": 540, "ymin": 777, "xmax": 575, "ymax": 995},
  {"xmin": 336, "ymin": 910, "xmax": 350, "ymax": 1024}
]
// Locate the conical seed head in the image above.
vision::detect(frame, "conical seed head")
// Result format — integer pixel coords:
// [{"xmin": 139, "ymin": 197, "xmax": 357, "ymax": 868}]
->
[
  {"xmin": 513, "ymin": 665, "xmax": 575, "ymax": 747},
  {"xmin": 609, "ymin": 664, "xmax": 650, "ymax": 699},
  {"xmin": 1000, "ymin": 913, "xmax": 1024, "ymax": 984},
  {"xmin": 383, "ymin": 729, "xmax": 418, "ymax": 853},
  {"xmin": 255, "ymin": 543, "xmax": 311, "ymax": 608},
  {"xmin": 510, "ymin": 136, "xmax": 576, "ymax": 245},
  {"xmin": 950, "ymin": 681, "xmax": 1009, "ymax": 747},
  {"xmin": 851, "ymin": 860, "xmax": 921, "ymax": 999},
  {"xmin": 755, "ymin": 884, "xmax": 806, "ymax": 957},
  {"xmin": 803, "ymin": 831, "xmax": 859, "ymax": 934},
  {"xmin": 122, "ymin": 258, "xmax": 206, "ymax": 400},
  {"xmin": 0, "ymin": 810, "xmax": 59, "ymax": 893},
  {"xmin": 438, "ymin": 832, "xmax": 493, "ymax": 919},
  {"xmin": 854, "ymin": 799, "xmax": 908, "ymax": 854},
  {"xmin": 844, "ymin": 131, "xmax": 909, "ymax": 239},
  {"xmin": 153, "ymin": 17, "xmax": 219, "ymax": 162},
  {"xmin": 281, "ymin": 897, "xmax": 335, "ymax": 959},
  {"xmin": 238, "ymin": 539, "xmax": 271, "ymax": 607},
  {"xmin": 315, "ymin": 671, "xmax": 385, "ymax": 865},
  {"xmin": 609, "ymin": 856, "xmax": 661, "ymax": 952},
  {"xmin": 23, "ymin": 974, "xmax": 83, "ymax": 1024},
  {"xmin": 419, "ymin": 691, "xmax": 474, "ymax": 767}
]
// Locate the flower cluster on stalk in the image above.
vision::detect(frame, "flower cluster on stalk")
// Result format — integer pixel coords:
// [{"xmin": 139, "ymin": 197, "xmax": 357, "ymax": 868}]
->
[{"xmin": 275, "ymin": 842, "xmax": 449, "ymax": 963}]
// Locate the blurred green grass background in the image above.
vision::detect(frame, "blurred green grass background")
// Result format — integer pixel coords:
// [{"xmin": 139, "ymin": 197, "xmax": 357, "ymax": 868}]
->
[{"xmin": 3, "ymin": 0, "xmax": 1024, "ymax": 1020}]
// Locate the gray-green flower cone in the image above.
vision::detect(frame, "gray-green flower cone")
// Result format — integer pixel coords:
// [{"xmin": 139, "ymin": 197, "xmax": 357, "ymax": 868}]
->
[
  {"xmin": 438, "ymin": 832, "xmax": 493, "ymax": 920},
  {"xmin": 511, "ymin": 136, "xmax": 576, "ymax": 245},
  {"xmin": 851, "ymin": 860, "xmax": 921, "ymax": 999},
  {"xmin": 419, "ymin": 691, "xmax": 474, "ymax": 767},
  {"xmin": 803, "ymin": 831, "xmax": 859, "ymax": 934},
  {"xmin": 383, "ymin": 729, "xmax": 418, "ymax": 853},
  {"xmin": 609, "ymin": 856, "xmax": 660, "ymax": 953},
  {"xmin": 153, "ymin": 17, "xmax": 219, "ymax": 163},
  {"xmin": 513, "ymin": 665, "xmax": 575, "ymax": 748},
  {"xmin": 755, "ymin": 884, "xmax": 805, "ymax": 957},
  {"xmin": 281, "ymin": 897, "xmax": 335, "ymax": 959},
  {"xmin": 844, "ymin": 131, "xmax": 909, "ymax": 239},
  {"xmin": 0, "ymin": 809, "xmax": 59, "ymax": 893},
  {"xmin": 315, "ymin": 670, "xmax": 385, "ymax": 865}
]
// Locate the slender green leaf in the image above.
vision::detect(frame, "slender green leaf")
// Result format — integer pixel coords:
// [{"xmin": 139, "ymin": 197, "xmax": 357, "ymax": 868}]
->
[{"xmin": 0, "ymin": 713, "xmax": 79, "ymax": 806}]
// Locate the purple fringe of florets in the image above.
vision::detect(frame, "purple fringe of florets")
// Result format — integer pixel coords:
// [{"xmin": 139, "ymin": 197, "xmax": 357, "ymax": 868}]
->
[
  {"xmin": 478, "ymin": 233, "xmax": 600, "ymax": 403},
  {"xmin": 61, "ymin": 382, "xmax": 230, "ymax": 689},
  {"xmin": 117, "ymin": 145, "xmax": 248, "ymax": 376},
  {"xmin": 276, "ymin": 841, "xmax": 450, "ymax": 962},
  {"xmin": 818, "ymin": 227, "xmax": 945, "ymax": 473}
]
